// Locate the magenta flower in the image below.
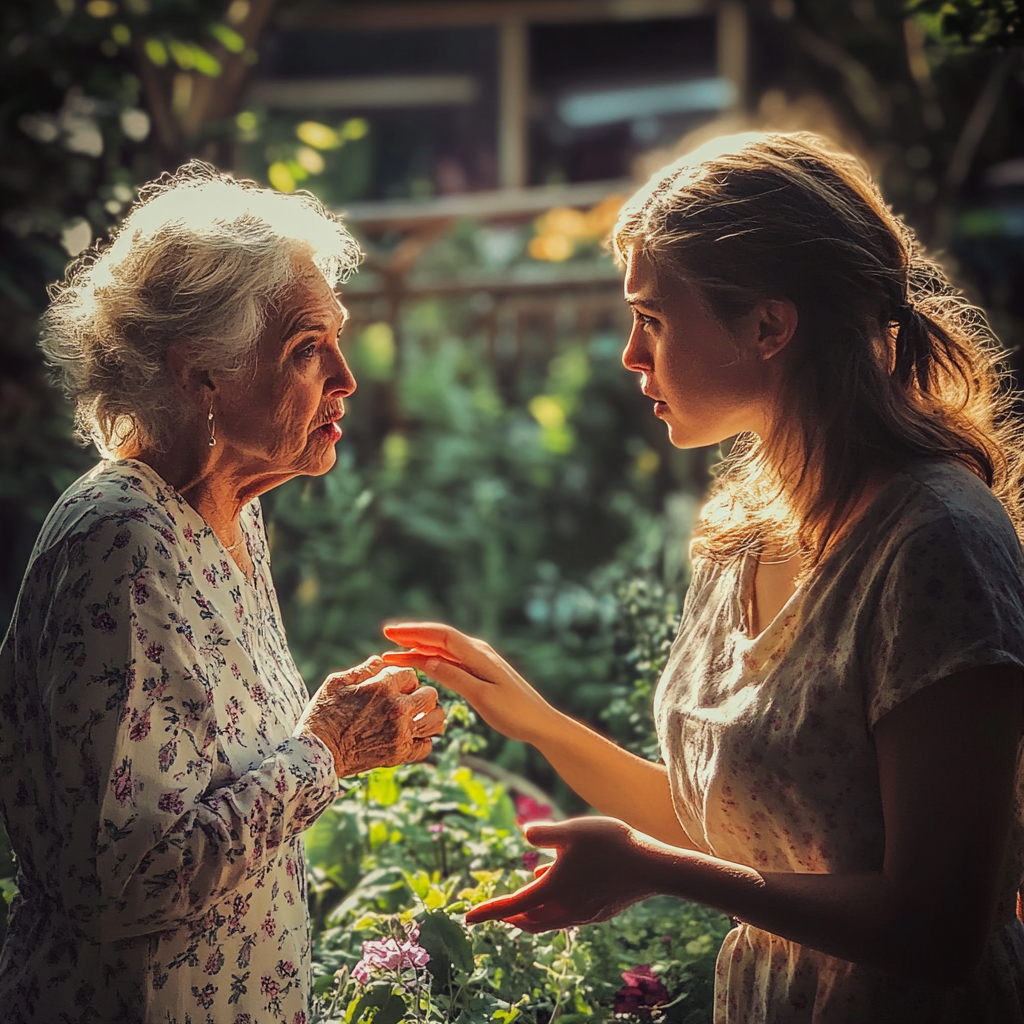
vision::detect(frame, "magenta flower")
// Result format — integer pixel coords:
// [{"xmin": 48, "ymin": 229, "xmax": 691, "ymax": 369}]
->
[
  {"xmin": 613, "ymin": 964, "xmax": 669, "ymax": 1016},
  {"xmin": 522, "ymin": 850, "xmax": 540, "ymax": 871},
  {"xmin": 514, "ymin": 794, "xmax": 553, "ymax": 825}
]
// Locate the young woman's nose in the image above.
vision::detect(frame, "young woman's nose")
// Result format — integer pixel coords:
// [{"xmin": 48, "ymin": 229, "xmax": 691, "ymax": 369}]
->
[{"xmin": 621, "ymin": 322, "xmax": 653, "ymax": 374}]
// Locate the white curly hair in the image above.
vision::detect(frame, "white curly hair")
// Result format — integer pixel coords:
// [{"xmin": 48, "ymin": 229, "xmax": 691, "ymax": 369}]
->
[{"xmin": 41, "ymin": 160, "xmax": 362, "ymax": 457}]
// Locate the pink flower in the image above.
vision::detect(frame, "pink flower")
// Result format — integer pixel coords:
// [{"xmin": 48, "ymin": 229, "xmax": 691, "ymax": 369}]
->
[
  {"xmin": 514, "ymin": 794, "xmax": 553, "ymax": 825},
  {"xmin": 522, "ymin": 850, "xmax": 540, "ymax": 871},
  {"xmin": 352, "ymin": 936, "xmax": 431, "ymax": 984},
  {"xmin": 129, "ymin": 709, "xmax": 151, "ymax": 742},
  {"xmin": 613, "ymin": 965, "xmax": 669, "ymax": 1016},
  {"xmin": 92, "ymin": 611, "xmax": 117, "ymax": 634},
  {"xmin": 158, "ymin": 789, "xmax": 185, "ymax": 816}
]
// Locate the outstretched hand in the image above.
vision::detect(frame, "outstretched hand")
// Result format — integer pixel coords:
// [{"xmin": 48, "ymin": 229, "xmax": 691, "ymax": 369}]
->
[
  {"xmin": 464, "ymin": 817, "xmax": 662, "ymax": 932},
  {"xmin": 382, "ymin": 622, "xmax": 555, "ymax": 744},
  {"xmin": 299, "ymin": 656, "xmax": 445, "ymax": 777}
]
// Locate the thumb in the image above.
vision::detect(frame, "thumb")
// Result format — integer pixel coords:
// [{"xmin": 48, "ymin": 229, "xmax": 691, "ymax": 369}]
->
[{"xmin": 521, "ymin": 821, "xmax": 570, "ymax": 850}]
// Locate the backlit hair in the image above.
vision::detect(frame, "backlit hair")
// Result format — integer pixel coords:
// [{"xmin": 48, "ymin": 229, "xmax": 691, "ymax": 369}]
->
[
  {"xmin": 42, "ymin": 160, "xmax": 362, "ymax": 457},
  {"xmin": 613, "ymin": 131, "xmax": 1024, "ymax": 565}
]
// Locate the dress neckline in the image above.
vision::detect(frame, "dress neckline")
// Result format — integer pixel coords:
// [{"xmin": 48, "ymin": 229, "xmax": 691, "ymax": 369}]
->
[
  {"xmin": 733, "ymin": 469, "xmax": 907, "ymax": 646},
  {"xmin": 112, "ymin": 457, "xmax": 259, "ymax": 590}
]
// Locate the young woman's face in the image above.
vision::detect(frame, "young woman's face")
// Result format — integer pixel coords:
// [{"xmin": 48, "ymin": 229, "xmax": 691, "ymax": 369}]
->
[
  {"xmin": 621, "ymin": 248, "xmax": 779, "ymax": 449},
  {"xmin": 212, "ymin": 257, "xmax": 356, "ymax": 483}
]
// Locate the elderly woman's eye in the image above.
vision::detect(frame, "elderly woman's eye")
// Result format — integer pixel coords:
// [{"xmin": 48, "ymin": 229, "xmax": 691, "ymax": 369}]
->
[{"xmin": 298, "ymin": 341, "xmax": 318, "ymax": 359}]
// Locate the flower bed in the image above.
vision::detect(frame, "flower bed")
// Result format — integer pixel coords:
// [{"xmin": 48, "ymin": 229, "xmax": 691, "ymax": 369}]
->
[{"xmin": 307, "ymin": 705, "xmax": 729, "ymax": 1023}]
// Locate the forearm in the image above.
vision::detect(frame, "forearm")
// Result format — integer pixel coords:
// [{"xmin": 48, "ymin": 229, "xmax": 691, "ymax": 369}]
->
[
  {"xmin": 72, "ymin": 734, "xmax": 338, "ymax": 942},
  {"xmin": 530, "ymin": 710, "xmax": 698, "ymax": 850},
  {"xmin": 635, "ymin": 835, "xmax": 986, "ymax": 981}
]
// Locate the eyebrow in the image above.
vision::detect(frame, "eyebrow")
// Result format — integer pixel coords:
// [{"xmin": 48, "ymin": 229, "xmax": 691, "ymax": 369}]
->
[
  {"xmin": 284, "ymin": 307, "xmax": 349, "ymax": 341},
  {"xmin": 626, "ymin": 296, "xmax": 665, "ymax": 312}
]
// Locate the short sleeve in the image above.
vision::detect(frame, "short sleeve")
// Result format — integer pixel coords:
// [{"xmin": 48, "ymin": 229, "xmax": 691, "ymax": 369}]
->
[{"xmin": 866, "ymin": 501, "xmax": 1024, "ymax": 726}]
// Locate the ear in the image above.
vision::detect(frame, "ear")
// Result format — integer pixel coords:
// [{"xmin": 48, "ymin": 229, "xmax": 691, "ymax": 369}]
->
[
  {"xmin": 165, "ymin": 338, "xmax": 215, "ymax": 406},
  {"xmin": 755, "ymin": 299, "xmax": 799, "ymax": 361}
]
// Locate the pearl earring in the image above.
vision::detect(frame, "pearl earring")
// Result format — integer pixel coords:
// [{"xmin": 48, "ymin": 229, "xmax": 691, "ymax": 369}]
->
[{"xmin": 208, "ymin": 409, "xmax": 216, "ymax": 447}]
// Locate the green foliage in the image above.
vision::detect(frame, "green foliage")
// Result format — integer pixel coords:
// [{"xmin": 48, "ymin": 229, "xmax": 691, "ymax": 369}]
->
[
  {"xmin": 909, "ymin": 0, "xmax": 1022, "ymax": 49},
  {"xmin": 306, "ymin": 706, "xmax": 730, "ymax": 1024},
  {"xmin": 261, "ymin": 272, "xmax": 704, "ymax": 804}
]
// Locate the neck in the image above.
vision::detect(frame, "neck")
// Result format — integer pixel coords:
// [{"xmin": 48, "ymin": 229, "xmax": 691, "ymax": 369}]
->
[{"xmin": 133, "ymin": 431, "xmax": 249, "ymax": 546}]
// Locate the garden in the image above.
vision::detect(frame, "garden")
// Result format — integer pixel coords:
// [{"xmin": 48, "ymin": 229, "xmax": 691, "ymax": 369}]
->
[{"xmin": 1, "ymin": 1, "xmax": 1022, "ymax": 1020}]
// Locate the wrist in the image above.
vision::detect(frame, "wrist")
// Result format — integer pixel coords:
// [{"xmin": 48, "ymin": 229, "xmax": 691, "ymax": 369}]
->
[
  {"xmin": 526, "ymin": 704, "xmax": 573, "ymax": 751},
  {"xmin": 302, "ymin": 718, "xmax": 345, "ymax": 776}
]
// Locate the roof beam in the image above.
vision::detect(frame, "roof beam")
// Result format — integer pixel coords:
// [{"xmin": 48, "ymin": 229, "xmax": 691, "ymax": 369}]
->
[{"xmin": 275, "ymin": 0, "xmax": 713, "ymax": 32}]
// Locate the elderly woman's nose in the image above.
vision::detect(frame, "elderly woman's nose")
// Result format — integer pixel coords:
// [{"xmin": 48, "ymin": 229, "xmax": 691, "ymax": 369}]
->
[{"xmin": 327, "ymin": 349, "xmax": 357, "ymax": 396}]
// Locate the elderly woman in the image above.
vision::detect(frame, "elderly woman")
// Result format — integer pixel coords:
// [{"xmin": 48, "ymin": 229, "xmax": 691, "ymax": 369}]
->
[
  {"xmin": 386, "ymin": 133, "xmax": 1024, "ymax": 1023},
  {"xmin": 0, "ymin": 162, "xmax": 444, "ymax": 1024}
]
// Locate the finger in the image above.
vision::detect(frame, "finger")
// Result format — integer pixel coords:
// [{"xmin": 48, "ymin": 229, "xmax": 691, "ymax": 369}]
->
[
  {"xmin": 464, "ymin": 878, "xmax": 549, "ymax": 924},
  {"xmin": 411, "ymin": 704, "xmax": 446, "ymax": 738},
  {"xmin": 382, "ymin": 650, "xmax": 460, "ymax": 671},
  {"xmin": 383, "ymin": 622, "xmax": 464, "ymax": 655},
  {"xmin": 396, "ymin": 656, "xmax": 496, "ymax": 705},
  {"xmin": 362, "ymin": 666, "xmax": 419, "ymax": 694},
  {"xmin": 384, "ymin": 623, "xmax": 488, "ymax": 672},
  {"xmin": 402, "ymin": 685, "xmax": 439, "ymax": 716},
  {"xmin": 327, "ymin": 655, "xmax": 386, "ymax": 687},
  {"xmin": 503, "ymin": 910, "xmax": 568, "ymax": 933},
  {"xmin": 521, "ymin": 822, "xmax": 570, "ymax": 851},
  {"xmin": 409, "ymin": 736, "xmax": 434, "ymax": 763}
]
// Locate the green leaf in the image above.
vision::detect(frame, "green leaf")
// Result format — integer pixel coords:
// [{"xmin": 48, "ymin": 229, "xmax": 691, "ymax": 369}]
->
[
  {"xmin": 144, "ymin": 37, "xmax": 168, "ymax": 65},
  {"xmin": 419, "ymin": 910, "xmax": 474, "ymax": 974},
  {"xmin": 367, "ymin": 767, "xmax": 401, "ymax": 806},
  {"xmin": 371, "ymin": 993, "xmax": 407, "ymax": 1024},
  {"xmin": 209, "ymin": 22, "xmax": 246, "ymax": 52}
]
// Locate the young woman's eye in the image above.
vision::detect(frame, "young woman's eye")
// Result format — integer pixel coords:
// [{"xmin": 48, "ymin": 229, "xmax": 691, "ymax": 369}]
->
[{"xmin": 633, "ymin": 310, "xmax": 658, "ymax": 329}]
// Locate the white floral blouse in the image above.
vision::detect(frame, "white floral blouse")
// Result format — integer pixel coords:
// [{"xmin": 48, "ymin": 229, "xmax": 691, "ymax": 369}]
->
[
  {"xmin": 0, "ymin": 459, "xmax": 340, "ymax": 1024},
  {"xmin": 655, "ymin": 460, "xmax": 1024, "ymax": 1024}
]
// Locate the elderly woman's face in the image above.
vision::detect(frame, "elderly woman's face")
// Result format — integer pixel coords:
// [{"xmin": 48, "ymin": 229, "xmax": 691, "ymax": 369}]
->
[{"xmin": 212, "ymin": 258, "xmax": 355, "ymax": 481}]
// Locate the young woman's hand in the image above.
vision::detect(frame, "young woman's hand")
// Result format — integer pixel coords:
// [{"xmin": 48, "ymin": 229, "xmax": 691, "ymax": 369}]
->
[
  {"xmin": 382, "ymin": 622, "xmax": 557, "ymax": 744},
  {"xmin": 464, "ymin": 817, "xmax": 662, "ymax": 931}
]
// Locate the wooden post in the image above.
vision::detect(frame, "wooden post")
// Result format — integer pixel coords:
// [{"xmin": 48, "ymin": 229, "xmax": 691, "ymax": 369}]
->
[
  {"xmin": 499, "ymin": 17, "xmax": 528, "ymax": 189},
  {"xmin": 717, "ymin": 1, "xmax": 748, "ymax": 112}
]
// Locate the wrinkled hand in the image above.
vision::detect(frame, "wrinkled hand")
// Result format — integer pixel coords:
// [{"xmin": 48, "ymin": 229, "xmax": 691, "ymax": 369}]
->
[
  {"xmin": 381, "ymin": 622, "xmax": 554, "ymax": 744},
  {"xmin": 299, "ymin": 656, "xmax": 446, "ymax": 777},
  {"xmin": 464, "ymin": 817, "xmax": 660, "ymax": 932}
]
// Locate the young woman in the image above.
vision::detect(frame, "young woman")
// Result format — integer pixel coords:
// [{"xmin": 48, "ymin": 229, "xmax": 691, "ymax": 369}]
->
[{"xmin": 383, "ymin": 132, "xmax": 1024, "ymax": 1023}]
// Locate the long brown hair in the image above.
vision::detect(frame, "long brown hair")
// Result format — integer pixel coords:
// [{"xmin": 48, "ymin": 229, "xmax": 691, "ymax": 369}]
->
[{"xmin": 613, "ymin": 131, "xmax": 1024, "ymax": 566}]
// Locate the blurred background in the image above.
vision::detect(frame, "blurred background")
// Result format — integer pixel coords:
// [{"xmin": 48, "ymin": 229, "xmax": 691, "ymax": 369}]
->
[{"xmin": 2, "ymin": 0, "xmax": 1023, "ymax": 802}]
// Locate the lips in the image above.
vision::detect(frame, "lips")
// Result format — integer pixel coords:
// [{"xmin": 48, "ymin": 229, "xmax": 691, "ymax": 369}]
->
[{"xmin": 316, "ymin": 421, "xmax": 343, "ymax": 442}]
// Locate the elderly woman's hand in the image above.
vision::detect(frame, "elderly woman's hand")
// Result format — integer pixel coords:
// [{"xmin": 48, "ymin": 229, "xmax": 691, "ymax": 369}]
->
[{"xmin": 299, "ymin": 656, "xmax": 446, "ymax": 776}]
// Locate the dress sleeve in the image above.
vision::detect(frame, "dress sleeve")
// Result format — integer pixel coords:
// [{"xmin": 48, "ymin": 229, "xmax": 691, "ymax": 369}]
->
[
  {"xmin": 36, "ymin": 519, "xmax": 340, "ymax": 943},
  {"xmin": 866, "ymin": 502, "xmax": 1024, "ymax": 727}
]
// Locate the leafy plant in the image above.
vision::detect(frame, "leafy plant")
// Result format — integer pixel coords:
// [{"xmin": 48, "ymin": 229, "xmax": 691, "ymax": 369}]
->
[{"xmin": 306, "ymin": 704, "xmax": 730, "ymax": 1024}]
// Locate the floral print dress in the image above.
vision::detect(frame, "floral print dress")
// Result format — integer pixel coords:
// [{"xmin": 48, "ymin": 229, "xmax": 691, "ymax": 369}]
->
[
  {"xmin": 655, "ymin": 460, "xmax": 1024, "ymax": 1024},
  {"xmin": 0, "ymin": 459, "xmax": 340, "ymax": 1024}
]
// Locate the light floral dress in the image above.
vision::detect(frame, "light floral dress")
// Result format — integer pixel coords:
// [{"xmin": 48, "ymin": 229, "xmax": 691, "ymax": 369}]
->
[
  {"xmin": 0, "ymin": 459, "xmax": 340, "ymax": 1024},
  {"xmin": 655, "ymin": 460, "xmax": 1024, "ymax": 1023}
]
